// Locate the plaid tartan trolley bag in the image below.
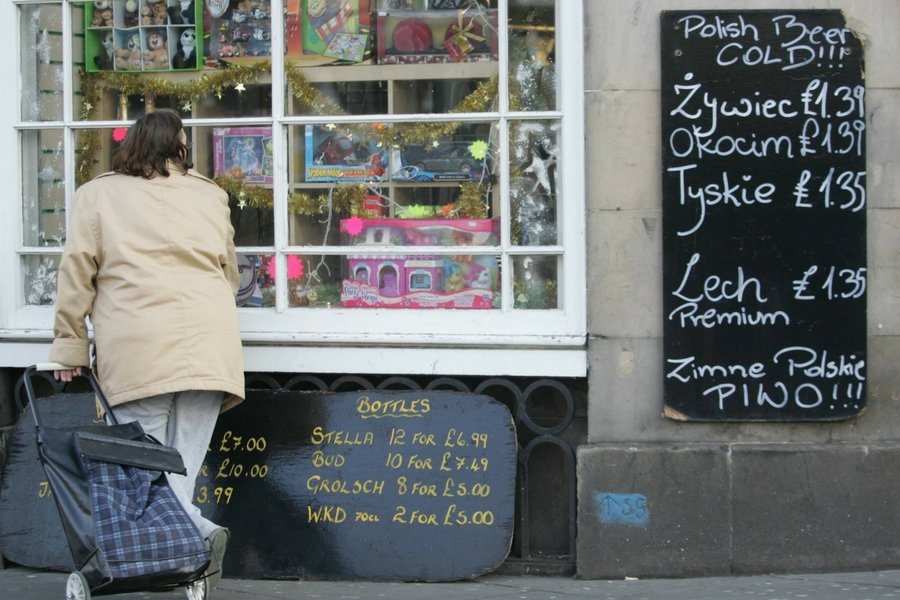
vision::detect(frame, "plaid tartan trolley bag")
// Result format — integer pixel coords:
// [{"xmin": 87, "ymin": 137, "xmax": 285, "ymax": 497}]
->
[{"xmin": 23, "ymin": 364, "xmax": 212, "ymax": 600}]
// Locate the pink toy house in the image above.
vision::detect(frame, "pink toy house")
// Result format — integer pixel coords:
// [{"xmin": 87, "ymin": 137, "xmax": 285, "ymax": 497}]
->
[{"xmin": 342, "ymin": 254, "xmax": 495, "ymax": 309}]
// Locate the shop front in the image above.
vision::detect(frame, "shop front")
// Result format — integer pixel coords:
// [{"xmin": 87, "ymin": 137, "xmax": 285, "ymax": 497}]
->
[{"xmin": 0, "ymin": 0, "xmax": 586, "ymax": 577}]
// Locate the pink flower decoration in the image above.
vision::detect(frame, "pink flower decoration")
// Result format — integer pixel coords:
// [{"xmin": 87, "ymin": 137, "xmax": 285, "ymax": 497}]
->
[
  {"xmin": 263, "ymin": 256, "xmax": 304, "ymax": 280},
  {"xmin": 343, "ymin": 216, "xmax": 364, "ymax": 236},
  {"xmin": 112, "ymin": 127, "xmax": 128, "ymax": 143},
  {"xmin": 287, "ymin": 255, "xmax": 304, "ymax": 279}
]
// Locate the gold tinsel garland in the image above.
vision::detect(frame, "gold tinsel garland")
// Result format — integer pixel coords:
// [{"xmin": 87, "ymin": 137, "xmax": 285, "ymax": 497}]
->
[
  {"xmin": 77, "ymin": 61, "xmax": 516, "ymax": 217},
  {"xmin": 214, "ymin": 169, "xmax": 368, "ymax": 216}
]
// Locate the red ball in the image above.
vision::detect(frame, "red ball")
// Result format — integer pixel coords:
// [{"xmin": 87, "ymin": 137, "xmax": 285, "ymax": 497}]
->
[{"xmin": 392, "ymin": 19, "xmax": 433, "ymax": 53}]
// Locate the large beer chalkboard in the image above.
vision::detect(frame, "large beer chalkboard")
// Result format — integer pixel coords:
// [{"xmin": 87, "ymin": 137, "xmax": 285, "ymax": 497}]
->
[
  {"xmin": 0, "ymin": 390, "xmax": 516, "ymax": 582},
  {"xmin": 661, "ymin": 11, "xmax": 867, "ymax": 421},
  {"xmin": 195, "ymin": 389, "xmax": 516, "ymax": 581}
]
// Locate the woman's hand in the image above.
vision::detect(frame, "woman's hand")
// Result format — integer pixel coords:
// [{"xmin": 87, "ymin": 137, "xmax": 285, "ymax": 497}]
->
[{"xmin": 53, "ymin": 367, "xmax": 82, "ymax": 382}]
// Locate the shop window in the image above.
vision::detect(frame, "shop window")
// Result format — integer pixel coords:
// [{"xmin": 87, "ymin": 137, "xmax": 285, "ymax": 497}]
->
[{"xmin": 11, "ymin": 0, "xmax": 582, "ymax": 347}]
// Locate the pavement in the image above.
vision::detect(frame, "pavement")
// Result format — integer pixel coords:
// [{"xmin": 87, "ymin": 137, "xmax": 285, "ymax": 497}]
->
[{"xmin": 3, "ymin": 566, "xmax": 900, "ymax": 600}]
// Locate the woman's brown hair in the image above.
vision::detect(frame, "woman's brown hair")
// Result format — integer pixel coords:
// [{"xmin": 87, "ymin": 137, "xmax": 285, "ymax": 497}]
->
[{"xmin": 112, "ymin": 108, "xmax": 193, "ymax": 178}]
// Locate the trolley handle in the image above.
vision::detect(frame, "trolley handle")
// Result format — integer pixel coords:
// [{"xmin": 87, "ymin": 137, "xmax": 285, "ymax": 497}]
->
[{"xmin": 24, "ymin": 363, "xmax": 118, "ymax": 429}]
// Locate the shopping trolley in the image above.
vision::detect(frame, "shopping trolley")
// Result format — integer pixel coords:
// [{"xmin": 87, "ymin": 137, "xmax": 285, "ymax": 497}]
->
[{"xmin": 23, "ymin": 364, "xmax": 212, "ymax": 600}]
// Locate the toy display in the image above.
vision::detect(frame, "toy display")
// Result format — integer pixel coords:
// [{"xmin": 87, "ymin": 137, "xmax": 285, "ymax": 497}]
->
[
  {"xmin": 339, "ymin": 218, "xmax": 499, "ymax": 309},
  {"xmin": 85, "ymin": 0, "xmax": 202, "ymax": 71},
  {"xmin": 341, "ymin": 254, "xmax": 497, "ymax": 309},
  {"xmin": 391, "ymin": 141, "xmax": 490, "ymax": 182},
  {"xmin": 207, "ymin": 0, "xmax": 273, "ymax": 62},
  {"xmin": 282, "ymin": 0, "xmax": 372, "ymax": 64},
  {"xmin": 341, "ymin": 217, "xmax": 499, "ymax": 247},
  {"xmin": 305, "ymin": 125, "xmax": 387, "ymax": 182},
  {"xmin": 115, "ymin": 33, "xmax": 143, "ymax": 70},
  {"xmin": 142, "ymin": 29, "xmax": 170, "ymax": 69},
  {"xmin": 167, "ymin": 0, "xmax": 195, "ymax": 24},
  {"xmin": 93, "ymin": 30, "xmax": 116, "ymax": 70},
  {"xmin": 91, "ymin": 1, "xmax": 115, "ymax": 26},
  {"xmin": 171, "ymin": 28, "xmax": 197, "ymax": 68},
  {"xmin": 213, "ymin": 127, "xmax": 274, "ymax": 184},
  {"xmin": 377, "ymin": 8, "xmax": 497, "ymax": 64}
]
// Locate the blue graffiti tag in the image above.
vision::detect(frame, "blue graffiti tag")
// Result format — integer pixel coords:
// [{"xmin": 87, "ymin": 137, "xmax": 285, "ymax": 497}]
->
[{"xmin": 594, "ymin": 492, "xmax": 649, "ymax": 527}]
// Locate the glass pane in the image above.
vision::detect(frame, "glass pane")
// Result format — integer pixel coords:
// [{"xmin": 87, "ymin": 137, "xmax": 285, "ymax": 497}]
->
[
  {"xmin": 374, "ymin": 2, "xmax": 498, "ymax": 66},
  {"xmin": 236, "ymin": 253, "xmax": 275, "ymax": 308},
  {"xmin": 513, "ymin": 255, "xmax": 558, "ymax": 309},
  {"xmin": 22, "ymin": 129, "xmax": 67, "ymax": 247},
  {"xmin": 288, "ymin": 121, "xmax": 497, "ymax": 246},
  {"xmin": 508, "ymin": 0, "xmax": 557, "ymax": 111},
  {"xmin": 509, "ymin": 119, "xmax": 558, "ymax": 245},
  {"xmin": 289, "ymin": 78, "xmax": 389, "ymax": 116},
  {"xmin": 285, "ymin": 254, "xmax": 343, "ymax": 308},
  {"xmin": 341, "ymin": 253, "xmax": 500, "ymax": 309},
  {"xmin": 196, "ymin": 125, "xmax": 276, "ymax": 246},
  {"xmin": 21, "ymin": 3, "xmax": 65, "ymax": 122},
  {"xmin": 78, "ymin": 1, "xmax": 271, "ymax": 121},
  {"xmin": 286, "ymin": 1, "xmax": 498, "ymax": 117},
  {"xmin": 23, "ymin": 254, "xmax": 61, "ymax": 306}
]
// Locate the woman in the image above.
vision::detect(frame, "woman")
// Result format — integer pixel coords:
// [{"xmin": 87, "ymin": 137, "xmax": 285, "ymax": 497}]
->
[{"xmin": 50, "ymin": 108, "xmax": 243, "ymax": 591}]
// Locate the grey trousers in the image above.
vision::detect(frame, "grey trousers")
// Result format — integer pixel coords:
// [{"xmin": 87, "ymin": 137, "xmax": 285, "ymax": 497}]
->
[{"xmin": 111, "ymin": 390, "xmax": 223, "ymax": 539}]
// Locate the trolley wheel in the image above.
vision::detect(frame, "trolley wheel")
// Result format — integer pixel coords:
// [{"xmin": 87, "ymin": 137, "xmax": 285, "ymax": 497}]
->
[
  {"xmin": 65, "ymin": 571, "xmax": 91, "ymax": 600},
  {"xmin": 184, "ymin": 577, "xmax": 208, "ymax": 600}
]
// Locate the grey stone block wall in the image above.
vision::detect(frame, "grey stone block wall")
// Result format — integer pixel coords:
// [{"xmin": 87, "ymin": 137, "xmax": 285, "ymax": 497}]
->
[
  {"xmin": 577, "ymin": 443, "xmax": 900, "ymax": 579},
  {"xmin": 583, "ymin": 0, "xmax": 900, "ymax": 577}
]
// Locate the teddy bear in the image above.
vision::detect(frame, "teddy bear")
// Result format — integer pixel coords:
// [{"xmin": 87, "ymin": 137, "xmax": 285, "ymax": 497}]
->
[
  {"xmin": 150, "ymin": 0, "xmax": 169, "ymax": 25},
  {"xmin": 143, "ymin": 30, "xmax": 169, "ymax": 70},
  {"xmin": 140, "ymin": 5, "xmax": 152, "ymax": 25},
  {"xmin": 168, "ymin": 0, "xmax": 195, "ymax": 25},
  {"xmin": 91, "ymin": 1, "xmax": 114, "ymax": 27},
  {"xmin": 93, "ymin": 30, "xmax": 115, "ymax": 70},
  {"xmin": 115, "ymin": 33, "xmax": 142, "ymax": 70},
  {"xmin": 122, "ymin": 0, "xmax": 139, "ymax": 27},
  {"xmin": 172, "ymin": 28, "xmax": 197, "ymax": 69}
]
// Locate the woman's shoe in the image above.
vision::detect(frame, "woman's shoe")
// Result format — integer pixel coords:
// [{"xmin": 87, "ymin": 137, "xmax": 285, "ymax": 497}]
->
[{"xmin": 205, "ymin": 527, "xmax": 230, "ymax": 590}]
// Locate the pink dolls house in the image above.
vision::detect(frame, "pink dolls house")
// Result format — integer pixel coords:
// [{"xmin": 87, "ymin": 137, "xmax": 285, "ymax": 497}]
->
[{"xmin": 342, "ymin": 255, "xmax": 495, "ymax": 309}]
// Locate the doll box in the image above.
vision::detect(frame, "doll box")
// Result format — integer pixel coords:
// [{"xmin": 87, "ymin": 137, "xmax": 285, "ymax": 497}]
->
[
  {"xmin": 340, "ymin": 217, "xmax": 499, "ymax": 247},
  {"xmin": 376, "ymin": 8, "xmax": 498, "ymax": 64},
  {"xmin": 305, "ymin": 125, "xmax": 387, "ymax": 182},
  {"xmin": 85, "ymin": 0, "xmax": 203, "ymax": 72},
  {"xmin": 213, "ymin": 127, "xmax": 274, "ymax": 184},
  {"xmin": 341, "ymin": 254, "xmax": 498, "ymax": 309}
]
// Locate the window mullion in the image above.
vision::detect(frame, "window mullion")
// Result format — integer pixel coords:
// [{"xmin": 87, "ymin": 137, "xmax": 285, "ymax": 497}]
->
[{"xmin": 270, "ymin": 0, "xmax": 287, "ymax": 313}]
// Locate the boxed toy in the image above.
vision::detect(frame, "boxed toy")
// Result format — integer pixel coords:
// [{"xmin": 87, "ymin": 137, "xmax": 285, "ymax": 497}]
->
[
  {"xmin": 213, "ymin": 127, "xmax": 274, "ymax": 184},
  {"xmin": 376, "ymin": 8, "xmax": 498, "ymax": 64},
  {"xmin": 390, "ymin": 141, "xmax": 491, "ymax": 182},
  {"xmin": 341, "ymin": 254, "xmax": 498, "ymax": 309},
  {"xmin": 84, "ymin": 0, "xmax": 203, "ymax": 71},
  {"xmin": 282, "ymin": 0, "xmax": 372, "ymax": 64},
  {"xmin": 305, "ymin": 125, "xmax": 387, "ymax": 182},
  {"xmin": 340, "ymin": 217, "xmax": 499, "ymax": 246}
]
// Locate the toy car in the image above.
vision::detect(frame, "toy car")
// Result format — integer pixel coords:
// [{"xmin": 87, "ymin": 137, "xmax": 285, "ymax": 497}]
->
[{"xmin": 405, "ymin": 142, "xmax": 485, "ymax": 175}]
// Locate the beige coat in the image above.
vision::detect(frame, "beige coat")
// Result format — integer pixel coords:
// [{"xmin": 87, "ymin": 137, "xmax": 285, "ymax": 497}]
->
[{"xmin": 49, "ymin": 166, "xmax": 245, "ymax": 409}]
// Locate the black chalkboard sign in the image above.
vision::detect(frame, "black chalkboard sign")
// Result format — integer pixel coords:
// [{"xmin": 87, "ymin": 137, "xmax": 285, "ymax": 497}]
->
[
  {"xmin": 195, "ymin": 389, "xmax": 516, "ymax": 581},
  {"xmin": 661, "ymin": 10, "xmax": 867, "ymax": 421},
  {"xmin": 0, "ymin": 394, "xmax": 95, "ymax": 570},
  {"xmin": 0, "ymin": 390, "xmax": 516, "ymax": 582}
]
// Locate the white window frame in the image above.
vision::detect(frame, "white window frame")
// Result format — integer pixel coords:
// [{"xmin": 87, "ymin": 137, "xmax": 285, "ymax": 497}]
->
[{"xmin": 0, "ymin": 0, "xmax": 586, "ymax": 377}]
